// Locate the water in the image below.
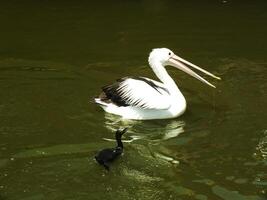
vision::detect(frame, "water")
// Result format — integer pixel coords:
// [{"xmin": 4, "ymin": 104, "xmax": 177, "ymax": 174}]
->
[{"xmin": 0, "ymin": 1, "xmax": 267, "ymax": 199}]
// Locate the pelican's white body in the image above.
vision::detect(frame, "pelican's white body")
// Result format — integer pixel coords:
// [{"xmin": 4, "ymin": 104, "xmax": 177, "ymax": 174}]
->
[{"xmin": 95, "ymin": 78, "xmax": 186, "ymax": 120}]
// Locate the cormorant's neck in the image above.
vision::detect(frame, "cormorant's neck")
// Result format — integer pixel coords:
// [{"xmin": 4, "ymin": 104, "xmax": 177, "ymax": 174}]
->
[{"xmin": 116, "ymin": 134, "xmax": 123, "ymax": 148}]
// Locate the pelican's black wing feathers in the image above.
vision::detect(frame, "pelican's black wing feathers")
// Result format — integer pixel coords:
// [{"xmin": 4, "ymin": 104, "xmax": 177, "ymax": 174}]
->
[{"xmin": 100, "ymin": 76, "xmax": 171, "ymax": 109}]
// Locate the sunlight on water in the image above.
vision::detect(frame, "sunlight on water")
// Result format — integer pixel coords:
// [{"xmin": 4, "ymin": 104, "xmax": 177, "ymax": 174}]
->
[{"xmin": 255, "ymin": 130, "xmax": 267, "ymax": 161}]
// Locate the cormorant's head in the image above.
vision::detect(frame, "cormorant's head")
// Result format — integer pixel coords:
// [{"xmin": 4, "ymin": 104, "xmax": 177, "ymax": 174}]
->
[{"xmin": 115, "ymin": 128, "xmax": 127, "ymax": 139}]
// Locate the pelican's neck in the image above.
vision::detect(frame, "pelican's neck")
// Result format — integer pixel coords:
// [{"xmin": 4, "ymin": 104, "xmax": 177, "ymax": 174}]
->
[{"xmin": 150, "ymin": 61, "xmax": 180, "ymax": 95}]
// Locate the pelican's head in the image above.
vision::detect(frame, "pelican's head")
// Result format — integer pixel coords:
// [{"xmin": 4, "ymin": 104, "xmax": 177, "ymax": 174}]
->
[{"xmin": 148, "ymin": 48, "xmax": 221, "ymax": 88}]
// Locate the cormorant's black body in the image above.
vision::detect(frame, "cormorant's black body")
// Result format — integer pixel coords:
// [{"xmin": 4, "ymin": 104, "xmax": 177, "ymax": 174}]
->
[{"xmin": 95, "ymin": 128, "xmax": 127, "ymax": 170}]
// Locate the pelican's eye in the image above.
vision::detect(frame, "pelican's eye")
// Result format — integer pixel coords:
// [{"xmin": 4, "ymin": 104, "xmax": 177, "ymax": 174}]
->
[{"xmin": 168, "ymin": 52, "xmax": 171, "ymax": 56}]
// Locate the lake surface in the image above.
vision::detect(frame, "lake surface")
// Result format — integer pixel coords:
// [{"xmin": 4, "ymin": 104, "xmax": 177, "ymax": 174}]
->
[{"xmin": 0, "ymin": 1, "xmax": 266, "ymax": 199}]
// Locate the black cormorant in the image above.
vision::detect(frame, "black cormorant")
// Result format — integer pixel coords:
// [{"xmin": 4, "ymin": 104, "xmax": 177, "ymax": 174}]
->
[{"xmin": 95, "ymin": 128, "xmax": 127, "ymax": 170}]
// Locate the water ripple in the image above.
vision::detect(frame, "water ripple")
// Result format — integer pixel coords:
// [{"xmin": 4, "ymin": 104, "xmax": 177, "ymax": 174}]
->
[{"xmin": 255, "ymin": 130, "xmax": 267, "ymax": 161}]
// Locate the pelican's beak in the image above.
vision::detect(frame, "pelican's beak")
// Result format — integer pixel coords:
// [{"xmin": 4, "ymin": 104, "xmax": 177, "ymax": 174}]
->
[{"xmin": 168, "ymin": 54, "xmax": 221, "ymax": 88}]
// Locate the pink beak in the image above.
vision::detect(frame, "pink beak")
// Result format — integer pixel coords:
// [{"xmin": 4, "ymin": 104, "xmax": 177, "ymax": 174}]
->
[{"xmin": 168, "ymin": 54, "xmax": 221, "ymax": 88}]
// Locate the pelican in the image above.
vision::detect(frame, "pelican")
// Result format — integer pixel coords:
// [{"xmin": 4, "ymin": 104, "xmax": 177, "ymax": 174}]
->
[{"xmin": 94, "ymin": 48, "xmax": 220, "ymax": 120}]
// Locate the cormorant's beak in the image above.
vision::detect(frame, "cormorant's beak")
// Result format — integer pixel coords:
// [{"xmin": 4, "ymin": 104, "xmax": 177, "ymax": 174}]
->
[{"xmin": 168, "ymin": 54, "xmax": 221, "ymax": 88}]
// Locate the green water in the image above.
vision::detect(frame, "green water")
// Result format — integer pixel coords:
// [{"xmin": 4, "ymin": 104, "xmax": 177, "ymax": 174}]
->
[{"xmin": 0, "ymin": 1, "xmax": 267, "ymax": 199}]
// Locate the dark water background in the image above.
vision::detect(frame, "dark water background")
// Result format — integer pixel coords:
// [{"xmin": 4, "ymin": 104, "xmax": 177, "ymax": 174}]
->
[{"xmin": 0, "ymin": 1, "xmax": 266, "ymax": 199}]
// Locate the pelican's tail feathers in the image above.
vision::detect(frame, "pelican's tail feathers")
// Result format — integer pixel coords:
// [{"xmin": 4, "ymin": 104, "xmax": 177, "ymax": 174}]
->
[{"xmin": 94, "ymin": 98, "xmax": 108, "ymax": 107}]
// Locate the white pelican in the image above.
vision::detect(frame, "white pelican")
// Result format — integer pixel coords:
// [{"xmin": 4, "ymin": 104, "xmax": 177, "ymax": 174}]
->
[{"xmin": 94, "ymin": 48, "xmax": 220, "ymax": 120}]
